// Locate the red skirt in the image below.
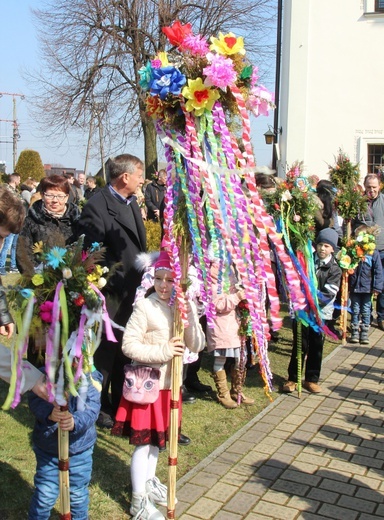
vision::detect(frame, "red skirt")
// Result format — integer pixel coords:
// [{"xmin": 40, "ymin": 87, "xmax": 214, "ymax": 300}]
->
[{"xmin": 111, "ymin": 389, "xmax": 182, "ymax": 450}]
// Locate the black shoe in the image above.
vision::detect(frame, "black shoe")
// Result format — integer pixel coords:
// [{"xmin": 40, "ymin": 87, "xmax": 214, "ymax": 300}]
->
[
  {"xmin": 181, "ymin": 385, "xmax": 196, "ymax": 404},
  {"xmin": 178, "ymin": 433, "xmax": 191, "ymax": 446},
  {"xmin": 185, "ymin": 380, "xmax": 212, "ymax": 393},
  {"xmin": 378, "ymin": 321, "xmax": 384, "ymax": 331},
  {"xmin": 96, "ymin": 411, "xmax": 114, "ymax": 429}
]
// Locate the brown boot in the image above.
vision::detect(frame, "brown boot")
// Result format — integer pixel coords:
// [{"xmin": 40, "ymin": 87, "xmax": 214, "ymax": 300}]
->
[
  {"xmin": 212, "ymin": 370, "xmax": 238, "ymax": 409},
  {"xmin": 230, "ymin": 367, "xmax": 255, "ymax": 405}
]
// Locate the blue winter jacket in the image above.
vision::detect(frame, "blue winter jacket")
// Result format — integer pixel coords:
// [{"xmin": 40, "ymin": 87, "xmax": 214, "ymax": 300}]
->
[
  {"xmin": 349, "ymin": 249, "xmax": 384, "ymax": 294},
  {"xmin": 28, "ymin": 369, "xmax": 102, "ymax": 456}
]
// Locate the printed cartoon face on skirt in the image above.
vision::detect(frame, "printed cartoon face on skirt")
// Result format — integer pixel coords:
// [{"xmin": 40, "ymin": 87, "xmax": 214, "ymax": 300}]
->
[{"xmin": 123, "ymin": 366, "xmax": 161, "ymax": 404}]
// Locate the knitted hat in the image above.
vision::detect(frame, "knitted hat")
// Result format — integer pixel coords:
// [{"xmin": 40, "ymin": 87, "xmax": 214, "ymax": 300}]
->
[
  {"xmin": 316, "ymin": 228, "xmax": 339, "ymax": 252},
  {"xmin": 154, "ymin": 251, "xmax": 173, "ymax": 273}
]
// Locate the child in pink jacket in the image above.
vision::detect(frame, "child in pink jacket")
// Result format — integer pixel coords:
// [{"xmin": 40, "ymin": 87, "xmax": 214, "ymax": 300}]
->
[{"xmin": 206, "ymin": 261, "xmax": 254, "ymax": 408}]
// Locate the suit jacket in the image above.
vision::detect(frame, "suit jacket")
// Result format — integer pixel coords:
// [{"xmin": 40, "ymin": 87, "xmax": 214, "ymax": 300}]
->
[{"xmin": 77, "ymin": 186, "xmax": 146, "ymax": 325}]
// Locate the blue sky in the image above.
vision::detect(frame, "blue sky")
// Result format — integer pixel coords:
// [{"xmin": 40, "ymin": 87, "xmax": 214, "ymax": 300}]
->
[{"xmin": 0, "ymin": 0, "xmax": 275, "ymax": 174}]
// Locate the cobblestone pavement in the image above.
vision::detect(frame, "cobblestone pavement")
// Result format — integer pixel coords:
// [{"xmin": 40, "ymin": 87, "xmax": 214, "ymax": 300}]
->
[{"xmin": 170, "ymin": 328, "xmax": 384, "ymax": 520}]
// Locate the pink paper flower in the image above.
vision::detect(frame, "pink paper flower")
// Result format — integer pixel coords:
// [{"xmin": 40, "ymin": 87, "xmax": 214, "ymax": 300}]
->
[
  {"xmin": 39, "ymin": 301, "xmax": 55, "ymax": 323},
  {"xmin": 203, "ymin": 53, "xmax": 237, "ymax": 90},
  {"xmin": 182, "ymin": 34, "xmax": 209, "ymax": 56}
]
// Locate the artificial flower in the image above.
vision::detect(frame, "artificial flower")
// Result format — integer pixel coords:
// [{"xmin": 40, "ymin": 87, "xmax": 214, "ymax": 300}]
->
[
  {"xmin": 150, "ymin": 66, "xmax": 187, "ymax": 100},
  {"xmin": 281, "ymin": 190, "xmax": 292, "ymax": 202},
  {"xmin": 146, "ymin": 95, "xmax": 165, "ymax": 118},
  {"xmin": 97, "ymin": 277, "xmax": 107, "ymax": 289},
  {"xmin": 32, "ymin": 274, "xmax": 44, "ymax": 286},
  {"xmin": 74, "ymin": 295, "xmax": 85, "ymax": 307},
  {"xmin": 247, "ymin": 85, "xmax": 274, "ymax": 117},
  {"xmin": 138, "ymin": 61, "xmax": 153, "ymax": 91},
  {"xmin": 152, "ymin": 52, "xmax": 169, "ymax": 68},
  {"xmin": 203, "ymin": 53, "xmax": 237, "ymax": 90},
  {"xmin": 39, "ymin": 301, "xmax": 55, "ymax": 323},
  {"xmin": 32, "ymin": 241, "xmax": 44, "ymax": 254},
  {"xmin": 182, "ymin": 77, "xmax": 220, "ymax": 116},
  {"xmin": 20, "ymin": 288, "xmax": 33, "ymax": 299},
  {"xmin": 182, "ymin": 34, "xmax": 209, "ymax": 55},
  {"xmin": 45, "ymin": 247, "xmax": 67, "ymax": 269},
  {"xmin": 209, "ymin": 32, "xmax": 245, "ymax": 56},
  {"xmin": 162, "ymin": 20, "xmax": 192, "ymax": 47},
  {"xmin": 62, "ymin": 267, "xmax": 73, "ymax": 279}
]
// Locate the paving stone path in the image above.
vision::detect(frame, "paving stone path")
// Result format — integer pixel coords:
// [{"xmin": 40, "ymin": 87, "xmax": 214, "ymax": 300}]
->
[{"xmin": 170, "ymin": 328, "xmax": 384, "ymax": 519}]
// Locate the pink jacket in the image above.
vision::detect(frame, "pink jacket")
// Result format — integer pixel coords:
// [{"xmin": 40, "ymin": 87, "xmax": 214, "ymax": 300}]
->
[{"xmin": 206, "ymin": 264, "xmax": 242, "ymax": 352}]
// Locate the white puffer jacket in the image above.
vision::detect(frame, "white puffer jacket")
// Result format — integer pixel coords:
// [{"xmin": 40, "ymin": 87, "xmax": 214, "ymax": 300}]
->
[{"xmin": 121, "ymin": 292, "xmax": 205, "ymax": 390}]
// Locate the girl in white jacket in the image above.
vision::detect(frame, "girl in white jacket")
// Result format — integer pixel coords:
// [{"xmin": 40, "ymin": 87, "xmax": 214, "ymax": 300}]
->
[{"xmin": 112, "ymin": 251, "xmax": 205, "ymax": 520}]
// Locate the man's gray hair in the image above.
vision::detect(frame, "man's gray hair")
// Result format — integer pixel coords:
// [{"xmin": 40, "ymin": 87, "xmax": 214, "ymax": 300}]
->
[{"xmin": 109, "ymin": 154, "xmax": 144, "ymax": 181}]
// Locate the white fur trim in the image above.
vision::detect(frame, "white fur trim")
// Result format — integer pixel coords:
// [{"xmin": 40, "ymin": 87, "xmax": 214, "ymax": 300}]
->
[{"xmin": 134, "ymin": 252, "xmax": 160, "ymax": 272}]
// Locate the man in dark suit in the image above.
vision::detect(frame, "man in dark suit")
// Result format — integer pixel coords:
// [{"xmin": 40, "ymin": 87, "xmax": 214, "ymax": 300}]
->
[{"xmin": 77, "ymin": 154, "xmax": 146, "ymax": 427}]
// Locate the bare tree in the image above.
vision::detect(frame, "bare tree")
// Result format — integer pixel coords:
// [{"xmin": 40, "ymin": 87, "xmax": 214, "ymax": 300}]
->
[{"xmin": 28, "ymin": 0, "xmax": 276, "ymax": 176}]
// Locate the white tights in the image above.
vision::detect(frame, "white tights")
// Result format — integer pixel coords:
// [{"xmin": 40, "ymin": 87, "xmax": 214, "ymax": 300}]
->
[{"xmin": 131, "ymin": 444, "xmax": 159, "ymax": 494}]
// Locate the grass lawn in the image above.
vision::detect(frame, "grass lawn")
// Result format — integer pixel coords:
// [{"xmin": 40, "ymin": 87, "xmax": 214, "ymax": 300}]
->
[{"xmin": 0, "ymin": 273, "xmax": 341, "ymax": 519}]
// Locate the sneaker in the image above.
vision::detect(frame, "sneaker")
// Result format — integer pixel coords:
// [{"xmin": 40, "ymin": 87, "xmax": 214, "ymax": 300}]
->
[
  {"xmin": 303, "ymin": 381, "xmax": 322, "ymax": 393},
  {"xmin": 282, "ymin": 380, "xmax": 296, "ymax": 393},
  {"xmin": 146, "ymin": 476, "xmax": 177, "ymax": 507},
  {"xmin": 9, "ymin": 267, "xmax": 19, "ymax": 274},
  {"xmin": 131, "ymin": 494, "xmax": 165, "ymax": 520},
  {"xmin": 0, "ymin": 268, "xmax": 7, "ymax": 276}
]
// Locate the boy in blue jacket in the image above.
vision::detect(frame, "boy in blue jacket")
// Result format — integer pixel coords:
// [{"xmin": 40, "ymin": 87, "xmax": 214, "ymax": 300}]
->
[
  {"xmin": 349, "ymin": 226, "xmax": 383, "ymax": 344},
  {"xmin": 28, "ymin": 369, "xmax": 102, "ymax": 520}
]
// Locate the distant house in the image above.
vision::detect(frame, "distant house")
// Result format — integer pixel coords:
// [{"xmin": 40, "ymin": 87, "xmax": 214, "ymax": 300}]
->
[
  {"xmin": 276, "ymin": 0, "xmax": 384, "ymax": 179},
  {"xmin": 44, "ymin": 164, "xmax": 85, "ymax": 178}
]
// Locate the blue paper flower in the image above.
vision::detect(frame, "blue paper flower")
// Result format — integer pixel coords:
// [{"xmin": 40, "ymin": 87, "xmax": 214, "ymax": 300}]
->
[
  {"xmin": 20, "ymin": 288, "xmax": 34, "ymax": 299},
  {"xmin": 139, "ymin": 62, "xmax": 154, "ymax": 91},
  {"xmin": 150, "ymin": 66, "xmax": 186, "ymax": 100},
  {"xmin": 45, "ymin": 247, "xmax": 67, "ymax": 269},
  {"xmin": 90, "ymin": 242, "xmax": 101, "ymax": 252}
]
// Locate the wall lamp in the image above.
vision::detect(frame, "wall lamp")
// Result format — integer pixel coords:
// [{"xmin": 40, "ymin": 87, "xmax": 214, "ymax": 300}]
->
[{"xmin": 264, "ymin": 125, "xmax": 282, "ymax": 145}]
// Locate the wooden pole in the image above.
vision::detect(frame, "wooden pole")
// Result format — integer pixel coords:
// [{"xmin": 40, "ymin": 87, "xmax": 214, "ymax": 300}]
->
[
  {"xmin": 58, "ymin": 404, "xmax": 71, "ymax": 520},
  {"xmin": 341, "ymin": 220, "xmax": 352, "ymax": 345},
  {"xmin": 296, "ymin": 321, "xmax": 302, "ymax": 398},
  {"xmin": 167, "ymin": 240, "xmax": 188, "ymax": 519}
]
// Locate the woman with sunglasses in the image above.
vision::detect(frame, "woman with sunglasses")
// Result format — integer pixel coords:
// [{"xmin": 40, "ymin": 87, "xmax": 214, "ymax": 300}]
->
[{"xmin": 16, "ymin": 174, "xmax": 80, "ymax": 273}]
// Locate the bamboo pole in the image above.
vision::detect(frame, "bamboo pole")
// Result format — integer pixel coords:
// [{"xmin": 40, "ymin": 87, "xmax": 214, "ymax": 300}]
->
[
  {"xmin": 58, "ymin": 404, "xmax": 71, "ymax": 520},
  {"xmin": 167, "ymin": 241, "xmax": 188, "ymax": 519}
]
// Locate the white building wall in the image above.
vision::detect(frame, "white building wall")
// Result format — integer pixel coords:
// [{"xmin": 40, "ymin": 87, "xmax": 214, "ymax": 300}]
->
[{"xmin": 278, "ymin": 0, "xmax": 384, "ymax": 180}]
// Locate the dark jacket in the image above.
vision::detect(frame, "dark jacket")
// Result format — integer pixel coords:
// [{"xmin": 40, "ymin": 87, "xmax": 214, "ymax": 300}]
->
[
  {"xmin": 28, "ymin": 370, "xmax": 102, "ymax": 456},
  {"xmin": 144, "ymin": 181, "xmax": 166, "ymax": 221},
  {"xmin": 0, "ymin": 278, "xmax": 13, "ymax": 326},
  {"xmin": 349, "ymin": 249, "xmax": 383, "ymax": 294},
  {"xmin": 16, "ymin": 199, "xmax": 80, "ymax": 272},
  {"xmin": 77, "ymin": 186, "xmax": 146, "ymax": 325},
  {"xmin": 315, "ymin": 254, "xmax": 342, "ymax": 320},
  {"xmin": 84, "ymin": 187, "xmax": 100, "ymax": 201}
]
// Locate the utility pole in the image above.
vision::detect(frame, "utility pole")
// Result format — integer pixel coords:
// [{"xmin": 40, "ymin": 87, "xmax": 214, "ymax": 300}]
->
[{"xmin": 0, "ymin": 92, "xmax": 25, "ymax": 171}]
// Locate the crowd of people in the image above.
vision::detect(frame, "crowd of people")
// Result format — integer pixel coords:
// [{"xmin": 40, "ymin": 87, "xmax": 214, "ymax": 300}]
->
[{"xmin": 1, "ymin": 161, "xmax": 384, "ymax": 519}]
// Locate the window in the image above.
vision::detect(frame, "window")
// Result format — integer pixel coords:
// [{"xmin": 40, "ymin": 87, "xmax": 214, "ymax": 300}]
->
[
  {"xmin": 367, "ymin": 144, "xmax": 384, "ymax": 174},
  {"xmin": 376, "ymin": 0, "xmax": 384, "ymax": 11}
]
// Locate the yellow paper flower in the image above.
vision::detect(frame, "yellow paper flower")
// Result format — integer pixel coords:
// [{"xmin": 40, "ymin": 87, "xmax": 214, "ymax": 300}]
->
[
  {"xmin": 32, "ymin": 274, "xmax": 44, "ymax": 286},
  {"xmin": 32, "ymin": 241, "xmax": 44, "ymax": 254},
  {"xmin": 157, "ymin": 51, "xmax": 169, "ymax": 67},
  {"xmin": 182, "ymin": 77, "xmax": 220, "ymax": 116},
  {"xmin": 209, "ymin": 32, "xmax": 245, "ymax": 56},
  {"xmin": 87, "ymin": 264, "xmax": 103, "ymax": 283}
]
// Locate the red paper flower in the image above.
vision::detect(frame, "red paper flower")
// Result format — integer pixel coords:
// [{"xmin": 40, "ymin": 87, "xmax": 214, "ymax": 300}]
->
[
  {"xmin": 162, "ymin": 20, "xmax": 192, "ymax": 47},
  {"xmin": 74, "ymin": 295, "xmax": 85, "ymax": 307}
]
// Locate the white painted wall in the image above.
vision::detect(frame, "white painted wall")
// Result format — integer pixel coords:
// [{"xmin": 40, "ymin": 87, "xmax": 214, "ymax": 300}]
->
[{"xmin": 277, "ymin": 0, "xmax": 384, "ymax": 180}]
